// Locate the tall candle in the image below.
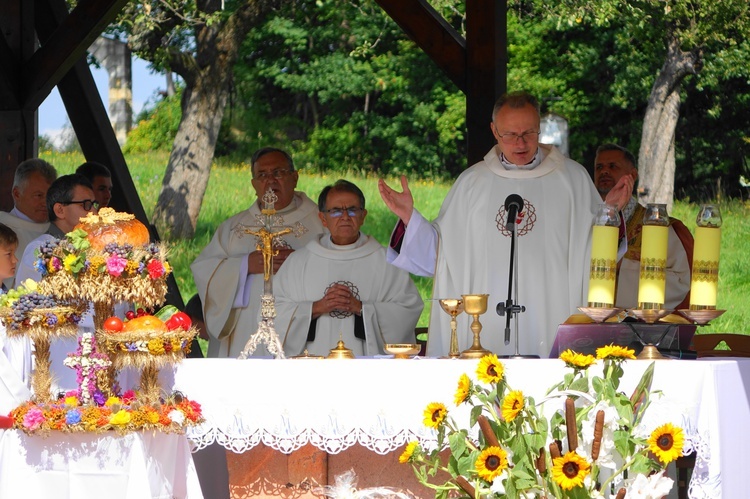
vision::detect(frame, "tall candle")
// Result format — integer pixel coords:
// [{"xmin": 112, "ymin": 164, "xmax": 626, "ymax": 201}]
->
[
  {"xmin": 638, "ymin": 204, "xmax": 669, "ymax": 309},
  {"xmin": 690, "ymin": 204, "xmax": 722, "ymax": 310},
  {"xmin": 588, "ymin": 225, "xmax": 619, "ymax": 307}
]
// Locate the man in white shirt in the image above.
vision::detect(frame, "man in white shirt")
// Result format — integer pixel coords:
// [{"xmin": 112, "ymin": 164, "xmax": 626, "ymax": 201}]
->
[
  {"xmin": 191, "ymin": 148, "xmax": 325, "ymax": 357},
  {"xmin": 0, "ymin": 158, "xmax": 57, "ymax": 288},
  {"xmin": 275, "ymin": 180, "xmax": 423, "ymax": 357},
  {"xmin": 378, "ymin": 91, "xmax": 632, "ymax": 358}
]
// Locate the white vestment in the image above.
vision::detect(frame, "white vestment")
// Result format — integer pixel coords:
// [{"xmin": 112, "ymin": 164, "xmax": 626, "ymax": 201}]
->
[
  {"xmin": 274, "ymin": 233, "xmax": 423, "ymax": 357},
  {"xmin": 0, "ymin": 210, "xmax": 49, "ymax": 289},
  {"xmin": 390, "ymin": 145, "xmax": 600, "ymax": 358},
  {"xmin": 0, "ymin": 299, "xmax": 33, "ymax": 414},
  {"xmin": 191, "ymin": 192, "xmax": 324, "ymax": 358}
]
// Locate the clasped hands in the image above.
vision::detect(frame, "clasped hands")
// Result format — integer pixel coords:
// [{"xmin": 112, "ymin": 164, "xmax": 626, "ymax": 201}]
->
[{"xmin": 312, "ymin": 283, "xmax": 362, "ymax": 319}]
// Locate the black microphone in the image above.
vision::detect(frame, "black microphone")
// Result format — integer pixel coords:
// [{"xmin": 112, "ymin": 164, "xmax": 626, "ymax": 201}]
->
[{"xmin": 505, "ymin": 194, "xmax": 524, "ymax": 231}]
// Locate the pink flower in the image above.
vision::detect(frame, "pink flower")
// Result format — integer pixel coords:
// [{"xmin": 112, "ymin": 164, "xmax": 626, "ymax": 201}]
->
[
  {"xmin": 147, "ymin": 260, "xmax": 165, "ymax": 279},
  {"xmin": 106, "ymin": 255, "xmax": 128, "ymax": 277},
  {"xmin": 23, "ymin": 407, "xmax": 46, "ymax": 430},
  {"xmin": 122, "ymin": 390, "xmax": 136, "ymax": 404}
]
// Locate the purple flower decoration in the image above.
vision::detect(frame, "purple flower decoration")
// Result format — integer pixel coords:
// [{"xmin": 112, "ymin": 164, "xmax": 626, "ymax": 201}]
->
[
  {"xmin": 126, "ymin": 342, "xmax": 138, "ymax": 352},
  {"xmin": 106, "ymin": 255, "xmax": 128, "ymax": 277},
  {"xmin": 46, "ymin": 313, "xmax": 58, "ymax": 326},
  {"xmin": 65, "ymin": 409, "xmax": 82, "ymax": 425},
  {"xmin": 69, "ymin": 314, "xmax": 81, "ymax": 325},
  {"xmin": 93, "ymin": 390, "xmax": 106, "ymax": 406},
  {"xmin": 51, "ymin": 256, "xmax": 62, "ymax": 272}
]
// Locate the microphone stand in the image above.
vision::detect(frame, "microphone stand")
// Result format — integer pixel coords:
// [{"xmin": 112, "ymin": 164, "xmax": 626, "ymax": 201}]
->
[{"xmin": 496, "ymin": 215, "xmax": 537, "ymax": 359}]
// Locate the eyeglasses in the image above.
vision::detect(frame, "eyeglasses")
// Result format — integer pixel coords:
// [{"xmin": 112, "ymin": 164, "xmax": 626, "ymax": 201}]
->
[
  {"xmin": 62, "ymin": 199, "xmax": 98, "ymax": 211},
  {"xmin": 498, "ymin": 130, "xmax": 540, "ymax": 145},
  {"xmin": 254, "ymin": 169, "xmax": 294, "ymax": 180},
  {"xmin": 323, "ymin": 206, "xmax": 364, "ymax": 218}
]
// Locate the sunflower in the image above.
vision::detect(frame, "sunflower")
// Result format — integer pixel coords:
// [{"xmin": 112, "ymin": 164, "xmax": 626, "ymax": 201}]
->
[
  {"xmin": 559, "ymin": 349, "xmax": 596, "ymax": 369},
  {"xmin": 595, "ymin": 344, "xmax": 636, "ymax": 360},
  {"xmin": 476, "ymin": 354, "xmax": 504, "ymax": 384},
  {"xmin": 648, "ymin": 423, "xmax": 685, "ymax": 464},
  {"xmin": 399, "ymin": 441, "xmax": 420, "ymax": 463},
  {"xmin": 454, "ymin": 373, "xmax": 472, "ymax": 406},
  {"xmin": 501, "ymin": 390, "xmax": 525, "ymax": 422},
  {"xmin": 552, "ymin": 451, "xmax": 591, "ymax": 490},
  {"xmin": 475, "ymin": 446, "xmax": 508, "ymax": 482},
  {"xmin": 423, "ymin": 402, "xmax": 448, "ymax": 429}
]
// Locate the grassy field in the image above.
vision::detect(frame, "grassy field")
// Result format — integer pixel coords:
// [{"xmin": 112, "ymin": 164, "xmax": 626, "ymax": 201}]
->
[{"xmin": 43, "ymin": 150, "xmax": 750, "ymax": 335}]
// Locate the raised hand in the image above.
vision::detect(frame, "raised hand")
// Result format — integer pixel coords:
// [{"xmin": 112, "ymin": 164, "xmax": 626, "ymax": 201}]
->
[
  {"xmin": 604, "ymin": 173, "xmax": 635, "ymax": 212},
  {"xmin": 378, "ymin": 175, "xmax": 414, "ymax": 225}
]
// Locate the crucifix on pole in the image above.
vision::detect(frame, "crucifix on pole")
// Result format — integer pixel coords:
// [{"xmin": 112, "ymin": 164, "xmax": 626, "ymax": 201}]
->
[{"xmin": 232, "ymin": 189, "xmax": 307, "ymax": 359}]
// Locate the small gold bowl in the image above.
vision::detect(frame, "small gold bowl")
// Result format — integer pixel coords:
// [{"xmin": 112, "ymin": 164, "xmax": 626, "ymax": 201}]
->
[{"xmin": 384, "ymin": 343, "xmax": 421, "ymax": 359}]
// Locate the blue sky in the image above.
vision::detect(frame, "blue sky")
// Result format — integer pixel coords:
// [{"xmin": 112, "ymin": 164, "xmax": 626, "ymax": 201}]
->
[{"xmin": 39, "ymin": 57, "xmax": 166, "ymax": 144}]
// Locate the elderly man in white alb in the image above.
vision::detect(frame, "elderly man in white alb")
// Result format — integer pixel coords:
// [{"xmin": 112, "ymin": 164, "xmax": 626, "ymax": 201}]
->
[
  {"xmin": 274, "ymin": 180, "xmax": 423, "ymax": 357},
  {"xmin": 0, "ymin": 158, "xmax": 57, "ymax": 288},
  {"xmin": 191, "ymin": 148, "xmax": 324, "ymax": 358},
  {"xmin": 378, "ymin": 91, "xmax": 632, "ymax": 358}
]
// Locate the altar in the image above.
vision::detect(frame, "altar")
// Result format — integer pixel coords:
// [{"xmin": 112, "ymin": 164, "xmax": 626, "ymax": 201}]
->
[
  {"xmin": 175, "ymin": 357, "xmax": 750, "ymax": 499},
  {"xmin": 0, "ymin": 430, "xmax": 203, "ymax": 498}
]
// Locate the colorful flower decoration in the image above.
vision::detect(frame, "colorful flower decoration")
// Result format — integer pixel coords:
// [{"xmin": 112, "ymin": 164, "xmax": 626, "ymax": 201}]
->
[
  {"xmin": 552, "ymin": 452, "xmax": 591, "ymax": 491},
  {"xmin": 596, "ymin": 344, "xmax": 636, "ymax": 361},
  {"xmin": 648, "ymin": 423, "xmax": 685, "ymax": 464},
  {"xmin": 501, "ymin": 390, "xmax": 525, "ymax": 422},
  {"xmin": 423, "ymin": 402, "xmax": 447, "ymax": 429},
  {"xmin": 559, "ymin": 349, "xmax": 596, "ymax": 369},
  {"xmin": 476, "ymin": 354, "xmax": 504, "ymax": 384},
  {"xmin": 454, "ymin": 373, "xmax": 471, "ymax": 406},
  {"xmin": 475, "ymin": 446, "xmax": 509, "ymax": 482}
]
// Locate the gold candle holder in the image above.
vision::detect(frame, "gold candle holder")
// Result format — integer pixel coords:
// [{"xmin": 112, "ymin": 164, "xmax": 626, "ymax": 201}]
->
[
  {"xmin": 588, "ymin": 204, "xmax": 621, "ymax": 308},
  {"xmin": 689, "ymin": 204, "xmax": 722, "ymax": 310},
  {"xmin": 460, "ymin": 294, "xmax": 491, "ymax": 359},
  {"xmin": 638, "ymin": 203, "xmax": 669, "ymax": 310},
  {"xmin": 439, "ymin": 298, "xmax": 464, "ymax": 358}
]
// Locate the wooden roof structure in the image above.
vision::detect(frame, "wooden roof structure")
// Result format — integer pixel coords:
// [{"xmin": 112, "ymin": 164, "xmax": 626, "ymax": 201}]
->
[{"xmin": 0, "ymin": 0, "xmax": 506, "ymax": 298}]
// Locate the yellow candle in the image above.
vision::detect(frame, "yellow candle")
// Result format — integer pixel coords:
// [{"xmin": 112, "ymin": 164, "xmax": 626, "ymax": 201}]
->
[
  {"xmin": 690, "ymin": 226, "xmax": 721, "ymax": 309},
  {"xmin": 588, "ymin": 225, "xmax": 618, "ymax": 307},
  {"xmin": 638, "ymin": 225, "xmax": 668, "ymax": 308}
]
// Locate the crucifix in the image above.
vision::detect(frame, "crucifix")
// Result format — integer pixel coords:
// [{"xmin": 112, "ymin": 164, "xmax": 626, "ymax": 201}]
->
[
  {"xmin": 233, "ymin": 188, "xmax": 307, "ymax": 359},
  {"xmin": 63, "ymin": 332, "xmax": 112, "ymax": 405}
]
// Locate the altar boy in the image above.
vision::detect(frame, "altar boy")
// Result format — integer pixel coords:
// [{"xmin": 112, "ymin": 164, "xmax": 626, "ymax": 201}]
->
[{"xmin": 0, "ymin": 223, "xmax": 32, "ymax": 414}]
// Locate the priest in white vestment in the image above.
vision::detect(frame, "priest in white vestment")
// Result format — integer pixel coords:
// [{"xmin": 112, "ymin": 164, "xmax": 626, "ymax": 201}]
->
[
  {"xmin": 0, "ymin": 158, "xmax": 57, "ymax": 289},
  {"xmin": 191, "ymin": 148, "xmax": 325, "ymax": 358},
  {"xmin": 594, "ymin": 144, "xmax": 693, "ymax": 310},
  {"xmin": 378, "ymin": 92, "xmax": 633, "ymax": 358},
  {"xmin": 275, "ymin": 180, "xmax": 423, "ymax": 357}
]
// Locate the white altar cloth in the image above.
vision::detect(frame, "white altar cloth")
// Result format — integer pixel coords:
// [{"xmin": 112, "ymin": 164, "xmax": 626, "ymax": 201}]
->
[
  {"xmin": 0, "ymin": 430, "xmax": 203, "ymax": 498},
  {"xmin": 174, "ymin": 357, "xmax": 750, "ymax": 499}
]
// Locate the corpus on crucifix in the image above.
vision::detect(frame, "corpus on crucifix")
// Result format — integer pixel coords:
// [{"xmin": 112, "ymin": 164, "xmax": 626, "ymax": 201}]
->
[{"xmin": 233, "ymin": 188, "xmax": 307, "ymax": 359}]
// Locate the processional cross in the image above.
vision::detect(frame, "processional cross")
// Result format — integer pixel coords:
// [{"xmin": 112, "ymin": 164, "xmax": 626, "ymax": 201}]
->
[{"xmin": 233, "ymin": 189, "xmax": 307, "ymax": 359}]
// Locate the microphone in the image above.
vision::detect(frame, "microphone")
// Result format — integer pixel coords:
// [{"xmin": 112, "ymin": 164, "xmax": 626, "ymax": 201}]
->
[{"xmin": 505, "ymin": 194, "xmax": 524, "ymax": 231}]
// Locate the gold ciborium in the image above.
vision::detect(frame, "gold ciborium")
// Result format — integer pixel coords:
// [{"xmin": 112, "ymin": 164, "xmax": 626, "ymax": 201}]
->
[
  {"xmin": 439, "ymin": 298, "xmax": 464, "ymax": 358},
  {"xmin": 460, "ymin": 294, "xmax": 491, "ymax": 359}
]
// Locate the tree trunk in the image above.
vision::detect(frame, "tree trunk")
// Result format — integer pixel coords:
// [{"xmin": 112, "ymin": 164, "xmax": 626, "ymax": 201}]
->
[
  {"xmin": 638, "ymin": 35, "xmax": 702, "ymax": 212},
  {"xmin": 151, "ymin": 76, "xmax": 229, "ymax": 239}
]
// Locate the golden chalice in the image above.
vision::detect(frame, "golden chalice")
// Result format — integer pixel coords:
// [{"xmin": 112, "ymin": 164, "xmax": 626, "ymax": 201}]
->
[
  {"xmin": 460, "ymin": 294, "xmax": 491, "ymax": 359},
  {"xmin": 439, "ymin": 298, "xmax": 464, "ymax": 358}
]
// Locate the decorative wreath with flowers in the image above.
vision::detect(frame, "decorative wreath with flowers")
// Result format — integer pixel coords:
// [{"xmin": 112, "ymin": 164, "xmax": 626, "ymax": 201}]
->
[
  {"xmin": 400, "ymin": 346, "xmax": 685, "ymax": 498},
  {"xmin": 0, "ymin": 279, "xmax": 84, "ymax": 339},
  {"xmin": 10, "ymin": 389, "xmax": 203, "ymax": 436},
  {"xmin": 34, "ymin": 226, "xmax": 171, "ymax": 309},
  {"xmin": 99, "ymin": 328, "xmax": 198, "ymax": 371}
]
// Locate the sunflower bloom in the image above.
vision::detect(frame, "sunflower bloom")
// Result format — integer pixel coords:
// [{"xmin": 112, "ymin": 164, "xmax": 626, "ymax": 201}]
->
[
  {"xmin": 399, "ymin": 441, "xmax": 420, "ymax": 463},
  {"xmin": 552, "ymin": 452, "xmax": 591, "ymax": 490},
  {"xmin": 501, "ymin": 390, "xmax": 525, "ymax": 422},
  {"xmin": 475, "ymin": 446, "xmax": 509, "ymax": 482},
  {"xmin": 454, "ymin": 373, "xmax": 471, "ymax": 406},
  {"xmin": 423, "ymin": 402, "xmax": 448, "ymax": 429},
  {"xmin": 476, "ymin": 354, "xmax": 504, "ymax": 384},
  {"xmin": 648, "ymin": 423, "xmax": 684, "ymax": 464},
  {"xmin": 596, "ymin": 344, "xmax": 636, "ymax": 360},
  {"xmin": 560, "ymin": 349, "xmax": 596, "ymax": 369}
]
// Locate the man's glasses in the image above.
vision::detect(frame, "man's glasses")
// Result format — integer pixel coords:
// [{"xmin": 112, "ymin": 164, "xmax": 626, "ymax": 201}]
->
[
  {"xmin": 63, "ymin": 199, "xmax": 98, "ymax": 211},
  {"xmin": 498, "ymin": 130, "xmax": 540, "ymax": 145},
  {"xmin": 254, "ymin": 169, "xmax": 294, "ymax": 180},
  {"xmin": 323, "ymin": 207, "xmax": 364, "ymax": 218}
]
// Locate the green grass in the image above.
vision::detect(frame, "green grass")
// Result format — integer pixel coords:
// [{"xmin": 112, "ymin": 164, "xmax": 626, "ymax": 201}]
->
[{"xmin": 42, "ymin": 150, "xmax": 749, "ymax": 335}]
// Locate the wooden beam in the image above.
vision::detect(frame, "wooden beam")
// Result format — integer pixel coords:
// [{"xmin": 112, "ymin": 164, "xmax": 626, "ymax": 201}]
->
[
  {"xmin": 465, "ymin": 0, "xmax": 506, "ymax": 165},
  {"xmin": 0, "ymin": 33, "xmax": 21, "ymax": 108},
  {"xmin": 375, "ymin": 0, "xmax": 466, "ymax": 92},
  {"xmin": 25, "ymin": 0, "xmax": 129, "ymax": 110}
]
